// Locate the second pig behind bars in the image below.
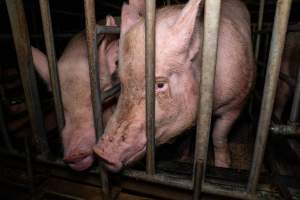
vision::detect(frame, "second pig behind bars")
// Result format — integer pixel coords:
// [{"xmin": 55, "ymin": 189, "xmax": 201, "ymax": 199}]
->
[{"xmin": 94, "ymin": 0, "xmax": 255, "ymax": 172}]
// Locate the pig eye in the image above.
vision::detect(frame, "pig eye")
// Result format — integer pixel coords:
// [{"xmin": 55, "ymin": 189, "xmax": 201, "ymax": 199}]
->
[{"xmin": 155, "ymin": 81, "xmax": 168, "ymax": 93}]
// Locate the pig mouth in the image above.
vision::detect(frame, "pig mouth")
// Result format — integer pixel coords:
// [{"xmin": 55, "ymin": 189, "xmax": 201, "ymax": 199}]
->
[
  {"xmin": 124, "ymin": 146, "xmax": 146, "ymax": 167},
  {"xmin": 66, "ymin": 155, "xmax": 94, "ymax": 171}
]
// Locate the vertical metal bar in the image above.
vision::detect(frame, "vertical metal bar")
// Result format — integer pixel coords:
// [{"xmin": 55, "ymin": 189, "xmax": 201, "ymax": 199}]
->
[
  {"xmin": 289, "ymin": 64, "xmax": 300, "ymax": 123},
  {"xmin": 24, "ymin": 135, "xmax": 35, "ymax": 196},
  {"xmin": 84, "ymin": 1, "xmax": 111, "ymax": 199},
  {"xmin": 193, "ymin": 0, "xmax": 221, "ymax": 198},
  {"xmin": 255, "ymin": 0, "xmax": 266, "ymax": 59},
  {"xmin": 0, "ymin": 101, "xmax": 14, "ymax": 152},
  {"xmin": 39, "ymin": 0, "xmax": 65, "ymax": 134},
  {"xmin": 5, "ymin": 0, "xmax": 49, "ymax": 157},
  {"xmin": 247, "ymin": 0, "xmax": 292, "ymax": 193},
  {"xmin": 145, "ymin": 0, "xmax": 156, "ymax": 175},
  {"xmin": 192, "ymin": 159, "xmax": 204, "ymax": 200}
]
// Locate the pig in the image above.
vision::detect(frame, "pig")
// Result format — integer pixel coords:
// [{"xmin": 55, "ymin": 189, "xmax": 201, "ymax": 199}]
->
[
  {"xmin": 93, "ymin": 0, "xmax": 255, "ymax": 172},
  {"xmin": 32, "ymin": 16, "xmax": 119, "ymax": 171},
  {"xmin": 273, "ymin": 32, "xmax": 300, "ymax": 122}
]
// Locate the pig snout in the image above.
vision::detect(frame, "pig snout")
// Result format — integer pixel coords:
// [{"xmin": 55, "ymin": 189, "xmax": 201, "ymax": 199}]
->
[
  {"xmin": 93, "ymin": 122, "xmax": 147, "ymax": 172},
  {"xmin": 63, "ymin": 127, "xmax": 96, "ymax": 171}
]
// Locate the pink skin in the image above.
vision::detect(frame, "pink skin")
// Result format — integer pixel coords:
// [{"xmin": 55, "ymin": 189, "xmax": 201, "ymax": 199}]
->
[
  {"xmin": 273, "ymin": 32, "xmax": 300, "ymax": 121},
  {"xmin": 93, "ymin": 0, "xmax": 255, "ymax": 172},
  {"xmin": 32, "ymin": 16, "xmax": 119, "ymax": 171}
]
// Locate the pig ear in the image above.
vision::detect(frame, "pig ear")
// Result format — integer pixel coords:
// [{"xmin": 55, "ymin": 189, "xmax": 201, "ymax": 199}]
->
[
  {"xmin": 171, "ymin": 0, "xmax": 203, "ymax": 57},
  {"xmin": 31, "ymin": 46, "xmax": 50, "ymax": 84},
  {"xmin": 120, "ymin": 3, "xmax": 142, "ymax": 36}
]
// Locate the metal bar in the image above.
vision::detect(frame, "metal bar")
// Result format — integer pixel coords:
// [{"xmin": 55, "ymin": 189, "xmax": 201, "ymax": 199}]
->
[
  {"xmin": 0, "ymin": 101, "xmax": 14, "ymax": 152},
  {"xmin": 247, "ymin": 0, "xmax": 292, "ymax": 193},
  {"xmin": 123, "ymin": 170, "xmax": 255, "ymax": 199},
  {"xmin": 255, "ymin": 0, "xmax": 266, "ymax": 59},
  {"xmin": 289, "ymin": 65, "xmax": 300, "ymax": 122},
  {"xmin": 145, "ymin": 0, "xmax": 156, "ymax": 175},
  {"xmin": 270, "ymin": 124, "xmax": 299, "ymax": 136},
  {"xmin": 5, "ymin": 0, "xmax": 50, "ymax": 157},
  {"xmin": 24, "ymin": 136, "xmax": 35, "ymax": 196},
  {"xmin": 193, "ymin": 0, "xmax": 221, "ymax": 195},
  {"xmin": 96, "ymin": 26, "xmax": 120, "ymax": 35},
  {"xmin": 83, "ymin": 0, "xmax": 111, "ymax": 199},
  {"xmin": 192, "ymin": 159, "xmax": 204, "ymax": 200},
  {"xmin": 39, "ymin": 0, "xmax": 65, "ymax": 135}
]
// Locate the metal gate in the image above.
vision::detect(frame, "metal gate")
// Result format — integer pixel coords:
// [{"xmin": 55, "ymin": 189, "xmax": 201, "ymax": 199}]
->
[{"xmin": 1, "ymin": 0, "xmax": 298, "ymax": 199}]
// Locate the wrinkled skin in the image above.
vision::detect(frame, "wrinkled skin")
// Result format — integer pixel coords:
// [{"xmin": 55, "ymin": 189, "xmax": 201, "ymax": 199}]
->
[
  {"xmin": 94, "ymin": 0, "xmax": 255, "ymax": 172},
  {"xmin": 273, "ymin": 32, "xmax": 300, "ymax": 121},
  {"xmin": 32, "ymin": 16, "xmax": 119, "ymax": 171}
]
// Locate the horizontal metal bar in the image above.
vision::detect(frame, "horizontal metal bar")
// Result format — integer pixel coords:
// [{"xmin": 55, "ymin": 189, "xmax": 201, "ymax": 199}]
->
[
  {"xmin": 5, "ymin": 0, "xmax": 49, "ymax": 157},
  {"xmin": 145, "ymin": 0, "xmax": 156, "ymax": 175},
  {"xmin": 96, "ymin": 25, "xmax": 120, "ymax": 35},
  {"xmin": 247, "ymin": 0, "xmax": 293, "ymax": 194},
  {"xmin": 123, "ymin": 170, "xmax": 255, "ymax": 199},
  {"xmin": 270, "ymin": 124, "xmax": 299, "ymax": 136},
  {"xmin": 39, "ymin": 0, "xmax": 65, "ymax": 135}
]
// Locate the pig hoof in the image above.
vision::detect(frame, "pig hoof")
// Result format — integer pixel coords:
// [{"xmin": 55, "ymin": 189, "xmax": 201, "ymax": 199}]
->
[{"xmin": 214, "ymin": 147, "xmax": 231, "ymax": 168}]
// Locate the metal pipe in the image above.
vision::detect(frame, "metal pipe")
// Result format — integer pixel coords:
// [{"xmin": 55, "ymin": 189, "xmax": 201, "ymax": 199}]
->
[
  {"xmin": 83, "ymin": 0, "xmax": 111, "ymax": 199},
  {"xmin": 247, "ymin": 0, "xmax": 292, "ymax": 193},
  {"xmin": 39, "ymin": 0, "xmax": 65, "ymax": 136},
  {"xmin": 145, "ymin": 0, "xmax": 156, "ymax": 175},
  {"xmin": 123, "ymin": 170, "xmax": 255, "ymax": 199},
  {"xmin": 192, "ymin": 159, "xmax": 204, "ymax": 200},
  {"xmin": 24, "ymin": 136, "xmax": 35, "ymax": 196},
  {"xmin": 5, "ymin": 0, "xmax": 50, "ymax": 157},
  {"xmin": 255, "ymin": 0, "xmax": 266, "ymax": 59},
  {"xmin": 0, "ymin": 101, "xmax": 14, "ymax": 152},
  {"xmin": 289, "ymin": 66, "xmax": 300, "ymax": 122},
  {"xmin": 96, "ymin": 26, "xmax": 120, "ymax": 35},
  {"xmin": 270, "ymin": 124, "xmax": 299, "ymax": 136},
  {"xmin": 193, "ymin": 0, "xmax": 221, "ymax": 196}
]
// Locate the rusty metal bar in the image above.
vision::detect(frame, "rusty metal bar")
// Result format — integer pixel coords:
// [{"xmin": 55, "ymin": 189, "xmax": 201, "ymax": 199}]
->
[
  {"xmin": 83, "ymin": 0, "xmax": 111, "ymax": 199},
  {"xmin": 193, "ymin": 0, "xmax": 221, "ymax": 197},
  {"xmin": 39, "ymin": 0, "xmax": 65, "ymax": 134},
  {"xmin": 96, "ymin": 26, "xmax": 120, "ymax": 35},
  {"xmin": 247, "ymin": 0, "xmax": 292, "ymax": 194},
  {"xmin": 145, "ymin": 0, "xmax": 156, "ymax": 175},
  {"xmin": 5, "ymin": 0, "xmax": 49, "ymax": 157},
  {"xmin": 0, "ymin": 101, "xmax": 14, "ymax": 152},
  {"xmin": 255, "ymin": 0, "xmax": 266, "ymax": 59},
  {"xmin": 123, "ymin": 170, "xmax": 255, "ymax": 199}
]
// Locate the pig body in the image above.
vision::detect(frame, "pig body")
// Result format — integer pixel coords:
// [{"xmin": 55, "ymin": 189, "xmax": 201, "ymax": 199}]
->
[
  {"xmin": 273, "ymin": 32, "xmax": 300, "ymax": 121},
  {"xmin": 32, "ymin": 16, "xmax": 119, "ymax": 171},
  {"xmin": 94, "ymin": 0, "xmax": 255, "ymax": 172}
]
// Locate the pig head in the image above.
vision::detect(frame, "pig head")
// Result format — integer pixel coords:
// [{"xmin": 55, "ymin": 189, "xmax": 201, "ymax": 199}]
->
[
  {"xmin": 32, "ymin": 16, "xmax": 119, "ymax": 171},
  {"xmin": 94, "ymin": 0, "xmax": 255, "ymax": 172}
]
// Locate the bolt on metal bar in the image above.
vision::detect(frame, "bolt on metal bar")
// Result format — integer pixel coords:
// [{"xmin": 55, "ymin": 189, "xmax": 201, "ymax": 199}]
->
[
  {"xmin": 83, "ymin": 0, "xmax": 111, "ymax": 199},
  {"xmin": 270, "ymin": 124, "xmax": 299, "ymax": 136},
  {"xmin": 255, "ymin": 0, "xmax": 266, "ymax": 59},
  {"xmin": 5, "ymin": 0, "xmax": 50, "ymax": 157},
  {"xmin": 247, "ymin": 0, "xmax": 292, "ymax": 194},
  {"xmin": 145, "ymin": 0, "xmax": 156, "ymax": 175},
  {"xmin": 0, "ymin": 101, "xmax": 14, "ymax": 152},
  {"xmin": 193, "ymin": 0, "xmax": 221, "ymax": 198},
  {"xmin": 39, "ymin": 0, "xmax": 65, "ymax": 136}
]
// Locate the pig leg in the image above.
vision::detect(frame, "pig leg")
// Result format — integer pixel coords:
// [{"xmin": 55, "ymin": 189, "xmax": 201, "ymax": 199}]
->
[{"xmin": 212, "ymin": 110, "xmax": 240, "ymax": 168}]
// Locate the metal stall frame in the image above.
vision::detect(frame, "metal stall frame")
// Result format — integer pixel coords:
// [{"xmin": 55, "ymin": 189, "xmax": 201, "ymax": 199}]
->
[{"xmin": 2, "ymin": 0, "xmax": 295, "ymax": 199}]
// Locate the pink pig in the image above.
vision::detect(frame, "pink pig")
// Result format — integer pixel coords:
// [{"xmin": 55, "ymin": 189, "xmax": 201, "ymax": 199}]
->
[
  {"xmin": 93, "ymin": 0, "xmax": 255, "ymax": 172},
  {"xmin": 32, "ymin": 16, "xmax": 119, "ymax": 171}
]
